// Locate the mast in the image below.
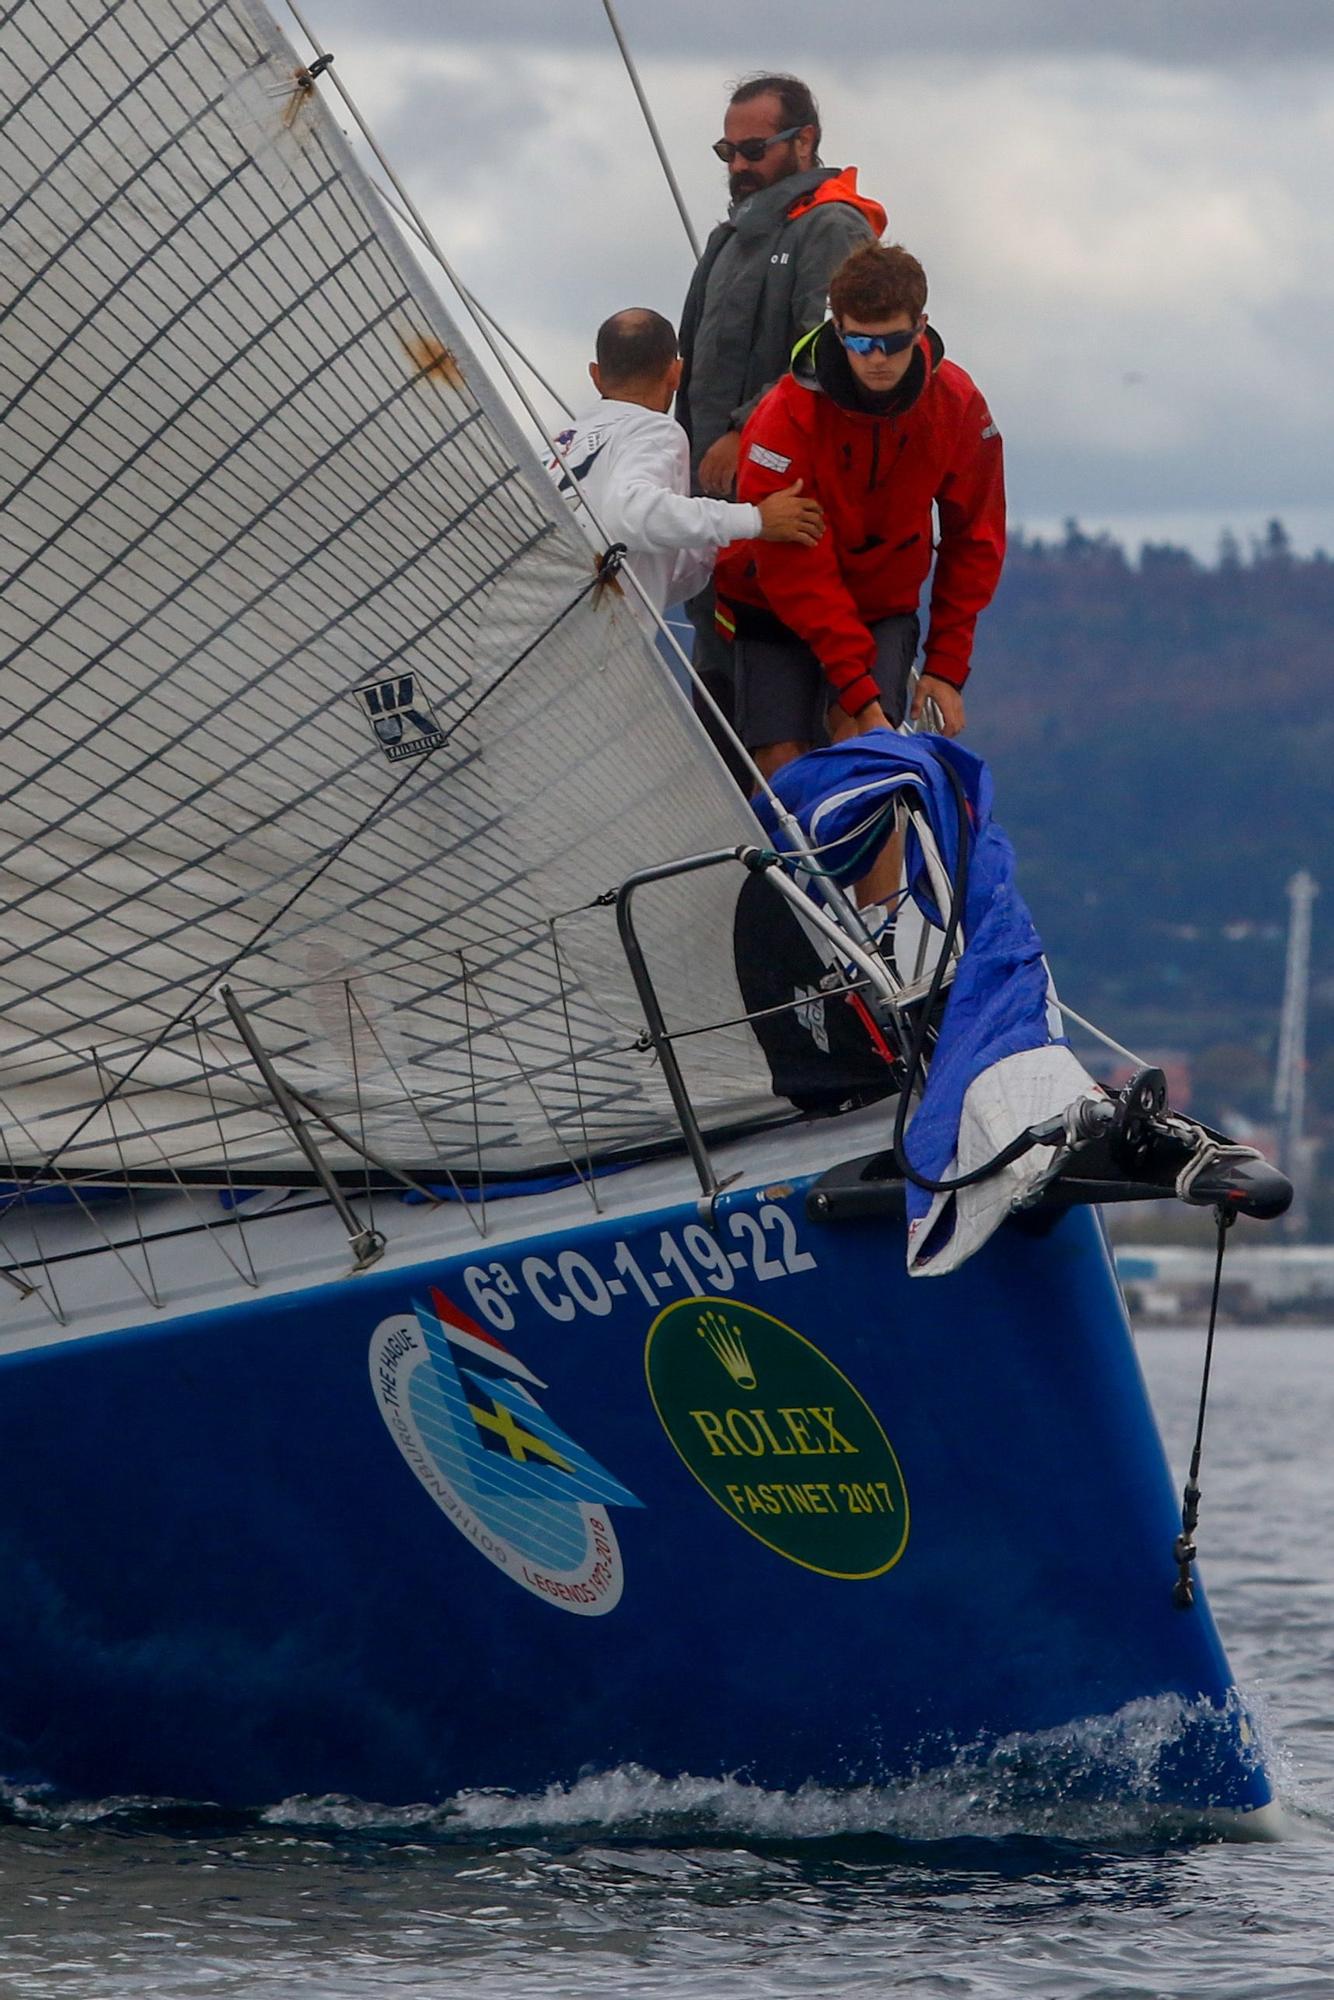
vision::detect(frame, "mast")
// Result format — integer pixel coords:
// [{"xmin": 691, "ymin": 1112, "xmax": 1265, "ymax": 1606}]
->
[{"xmin": 1273, "ymin": 869, "xmax": 1318, "ymax": 1235}]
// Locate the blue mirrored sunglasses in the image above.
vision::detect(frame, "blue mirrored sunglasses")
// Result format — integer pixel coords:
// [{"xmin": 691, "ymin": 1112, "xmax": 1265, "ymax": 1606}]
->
[{"xmin": 839, "ymin": 325, "xmax": 920, "ymax": 357}]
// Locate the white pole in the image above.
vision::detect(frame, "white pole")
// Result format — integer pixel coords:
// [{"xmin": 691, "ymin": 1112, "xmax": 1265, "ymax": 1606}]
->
[
  {"xmin": 1274, "ymin": 869, "xmax": 1317, "ymax": 1231},
  {"xmin": 597, "ymin": 0, "xmax": 703, "ymax": 260}
]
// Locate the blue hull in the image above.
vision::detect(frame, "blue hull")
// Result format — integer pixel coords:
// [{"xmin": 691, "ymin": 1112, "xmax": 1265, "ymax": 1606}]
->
[{"xmin": 0, "ymin": 1183, "xmax": 1267, "ymax": 1815}]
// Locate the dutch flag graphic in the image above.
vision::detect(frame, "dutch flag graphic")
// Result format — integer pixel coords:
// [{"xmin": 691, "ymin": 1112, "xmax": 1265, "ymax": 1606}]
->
[{"xmin": 428, "ymin": 1286, "xmax": 546, "ymax": 1389}]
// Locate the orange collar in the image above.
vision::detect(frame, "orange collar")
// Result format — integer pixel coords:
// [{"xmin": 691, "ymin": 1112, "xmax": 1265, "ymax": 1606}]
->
[{"xmin": 785, "ymin": 166, "xmax": 887, "ymax": 237}]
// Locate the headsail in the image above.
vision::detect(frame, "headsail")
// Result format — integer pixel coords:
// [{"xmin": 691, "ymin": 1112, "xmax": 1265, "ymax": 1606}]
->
[{"xmin": 0, "ymin": 0, "xmax": 781, "ymax": 1182}]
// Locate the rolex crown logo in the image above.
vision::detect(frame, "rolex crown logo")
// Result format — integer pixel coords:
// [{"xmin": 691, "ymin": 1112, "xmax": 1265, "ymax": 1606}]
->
[{"xmin": 697, "ymin": 1309, "xmax": 756, "ymax": 1390}]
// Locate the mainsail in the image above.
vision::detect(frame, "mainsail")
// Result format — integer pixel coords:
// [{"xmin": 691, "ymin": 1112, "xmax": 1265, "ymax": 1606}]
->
[{"xmin": 0, "ymin": 0, "xmax": 783, "ymax": 1181}]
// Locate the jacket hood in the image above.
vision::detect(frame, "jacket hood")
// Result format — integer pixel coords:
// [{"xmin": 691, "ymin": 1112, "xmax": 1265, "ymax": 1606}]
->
[
  {"xmin": 728, "ymin": 165, "xmax": 830, "ymax": 232},
  {"xmin": 785, "ymin": 166, "xmax": 887, "ymax": 238},
  {"xmin": 793, "ymin": 319, "xmax": 945, "ymax": 419}
]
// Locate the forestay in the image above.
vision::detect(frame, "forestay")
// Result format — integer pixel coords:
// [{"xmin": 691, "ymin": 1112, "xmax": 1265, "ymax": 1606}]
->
[{"xmin": 0, "ymin": 0, "xmax": 784, "ymax": 1182}]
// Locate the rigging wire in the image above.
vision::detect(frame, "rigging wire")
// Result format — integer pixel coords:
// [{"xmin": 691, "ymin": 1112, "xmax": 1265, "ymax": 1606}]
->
[
  {"xmin": 0, "ymin": 10, "xmax": 862, "ymax": 1210},
  {"xmin": 368, "ymin": 174, "xmax": 575, "ymax": 420},
  {"xmin": 278, "ymin": 1, "xmax": 875, "ymax": 952},
  {"xmin": 288, "ymin": 22, "xmax": 1278, "ymax": 1228},
  {"xmin": 1054, "ymin": 1001, "xmax": 1148, "ymax": 1072},
  {"xmin": 1172, "ymin": 1207, "xmax": 1234, "ymax": 1610},
  {"xmin": 0, "ymin": 6, "xmax": 1266, "ymax": 1275},
  {"xmin": 1, "ymin": 560, "xmax": 614, "ymax": 1207},
  {"xmin": 597, "ymin": 0, "xmax": 702, "ymax": 259}
]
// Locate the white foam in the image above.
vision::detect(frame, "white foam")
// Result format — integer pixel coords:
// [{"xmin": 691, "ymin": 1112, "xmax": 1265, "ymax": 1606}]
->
[
  {"xmin": 0, "ymin": 1690, "xmax": 1282, "ymax": 1845},
  {"xmin": 260, "ymin": 1691, "xmax": 1273, "ymax": 1846}
]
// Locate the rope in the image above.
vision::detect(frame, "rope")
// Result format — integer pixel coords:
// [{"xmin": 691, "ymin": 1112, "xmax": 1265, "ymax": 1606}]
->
[
  {"xmin": 1174, "ymin": 1134, "xmax": 1265, "ymax": 1205},
  {"xmin": 787, "ymin": 800, "xmax": 901, "ymax": 886},
  {"xmin": 1172, "ymin": 1206, "xmax": 1234, "ymax": 1610},
  {"xmin": 889, "ymin": 759, "xmax": 1044, "ymax": 1194},
  {"xmin": 278, "ymin": 4, "xmax": 869, "ymax": 956},
  {"xmin": 279, "ymin": 7, "xmax": 845, "ymax": 876}
]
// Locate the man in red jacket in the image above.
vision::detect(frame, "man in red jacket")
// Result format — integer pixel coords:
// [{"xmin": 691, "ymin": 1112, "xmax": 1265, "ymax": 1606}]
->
[{"xmin": 715, "ymin": 241, "xmax": 1005, "ymax": 780}]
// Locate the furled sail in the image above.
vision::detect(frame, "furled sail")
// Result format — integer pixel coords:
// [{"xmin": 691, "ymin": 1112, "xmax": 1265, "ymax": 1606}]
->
[{"xmin": 0, "ymin": 0, "xmax": 782, "ymax": 1180}]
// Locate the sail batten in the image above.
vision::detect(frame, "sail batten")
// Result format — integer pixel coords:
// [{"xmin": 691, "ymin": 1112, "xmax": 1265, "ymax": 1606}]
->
[{"xmin": 0, "ymin": 0, "xmax": 783, "ymax": 1182}]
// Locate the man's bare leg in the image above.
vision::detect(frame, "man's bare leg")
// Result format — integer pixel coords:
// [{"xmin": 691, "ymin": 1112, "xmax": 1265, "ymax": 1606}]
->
[
  {"xmin": 818, "ymin": 701, "xmax": 902, "ymax": 907},
  {"xmin": 753, "ymin": 739, "xmax": 811, "ymax": 785},
  {"xmin": 755, "ymin": 736, "xmax": 902, "ymax": 911},
  {"xmin": 855, "ymin": 827, "xmax": 904, "ymax": 909}
]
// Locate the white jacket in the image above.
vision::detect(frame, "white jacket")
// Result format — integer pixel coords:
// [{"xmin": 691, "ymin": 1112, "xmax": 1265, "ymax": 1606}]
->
[{"xmin": 550, "ymin": 399, "xmax": 762, "ymax": 626}]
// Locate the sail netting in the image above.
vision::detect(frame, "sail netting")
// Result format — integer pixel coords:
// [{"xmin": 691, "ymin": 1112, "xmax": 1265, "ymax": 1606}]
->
[{"xmin": 0, "ymin": 0, "xmax": 788, "ymax": 1182}]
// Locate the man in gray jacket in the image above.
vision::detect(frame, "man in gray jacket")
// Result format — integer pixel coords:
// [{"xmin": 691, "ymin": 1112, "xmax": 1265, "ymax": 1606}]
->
[
  {"xmin": 677, "ymin": 74, "xmax": 885, "ymax": 764},
  {"xmin": 679, "ymin": 74, "xmax": 887, "ymax": 496}
]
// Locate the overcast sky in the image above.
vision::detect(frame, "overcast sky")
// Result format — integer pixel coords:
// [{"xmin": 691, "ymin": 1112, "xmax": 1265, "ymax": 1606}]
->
[{"xmin": 295, "ymin": 0, "xmax": 1334, "ymax": 560}]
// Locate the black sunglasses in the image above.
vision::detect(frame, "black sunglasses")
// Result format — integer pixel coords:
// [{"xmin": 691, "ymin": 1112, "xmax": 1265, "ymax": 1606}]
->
[{"xmin": 712, "ymin": 124, "xmax": 803, "ymax": 164}]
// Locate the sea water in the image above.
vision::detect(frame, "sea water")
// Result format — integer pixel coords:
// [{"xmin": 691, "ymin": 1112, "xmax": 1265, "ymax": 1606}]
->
[{"xmin": 2, "ymin": 1327, "xmax": 1332, "ymax": 1999}]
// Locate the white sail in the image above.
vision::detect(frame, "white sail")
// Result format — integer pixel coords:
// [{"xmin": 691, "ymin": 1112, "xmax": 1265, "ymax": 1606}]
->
[{"xmin": 0, "ymin": 0, "xmax": 782, "ymax": 1180}]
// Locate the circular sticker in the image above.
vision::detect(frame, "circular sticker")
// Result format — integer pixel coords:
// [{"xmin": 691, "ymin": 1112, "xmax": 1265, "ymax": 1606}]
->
[
  {"xmin": 645, "ymin": 1297, "xmax": 909, "ymax": 1579},
  {"xmin": 370, "ymin": 1288, "xmax": 641, "ymax": 1616}
]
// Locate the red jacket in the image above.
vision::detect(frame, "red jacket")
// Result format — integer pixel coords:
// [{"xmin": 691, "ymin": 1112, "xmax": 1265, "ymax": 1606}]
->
[{"xmin": 715, "ymin": 323, "xmax": 1005, "ymax": 716}]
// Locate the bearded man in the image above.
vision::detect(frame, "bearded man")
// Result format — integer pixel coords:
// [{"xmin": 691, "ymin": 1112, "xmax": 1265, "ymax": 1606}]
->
[{"xmin": 676, "ymin": 74, "xmax": 885, "ymax": 769}]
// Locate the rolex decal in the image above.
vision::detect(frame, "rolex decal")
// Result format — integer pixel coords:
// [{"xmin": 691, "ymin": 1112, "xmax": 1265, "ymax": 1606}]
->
[{"xmin": 644, "ymin": 1298, "xmax": 909, "ymax": 1579}]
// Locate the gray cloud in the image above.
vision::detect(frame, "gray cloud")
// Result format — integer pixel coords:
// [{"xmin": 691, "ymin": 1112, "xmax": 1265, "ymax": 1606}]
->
[
  {"xmin": 364, "ymin": 67, "xmax": 555, "ymax": 185},
  {"xmin": 304, "ymin": 0, "xmax": 1334, "ymax": 70},
  {"xmin": 307, "ymin": 6, "xmax": 1334, "ymax": 552}
]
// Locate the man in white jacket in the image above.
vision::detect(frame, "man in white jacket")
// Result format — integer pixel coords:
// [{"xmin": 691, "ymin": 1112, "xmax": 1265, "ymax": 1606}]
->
[{"xmin": 552, "ymin": 309, "xmax": 822, "ymax": 630}]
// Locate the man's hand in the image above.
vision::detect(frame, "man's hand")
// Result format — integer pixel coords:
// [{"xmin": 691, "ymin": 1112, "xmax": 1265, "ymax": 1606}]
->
[
  {"xmin": 826, "ymin": 695, "xmax": 889, "ymax": 743},
  {"xmin": 911, "ymin": 674, "xmax": 966, "ymax": 737},
  {"xmin": 699, "ymin": 429, "xmax": 742, "ymax": 496},
  {"xmin": 757, "ymin": 480, "xmax": 824, "ymax": 547}
]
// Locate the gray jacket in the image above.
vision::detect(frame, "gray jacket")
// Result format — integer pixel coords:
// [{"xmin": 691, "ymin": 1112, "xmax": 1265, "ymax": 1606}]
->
[{"xmin": 677, "ymin": 165, "xmax": 885, "ymax": 483}]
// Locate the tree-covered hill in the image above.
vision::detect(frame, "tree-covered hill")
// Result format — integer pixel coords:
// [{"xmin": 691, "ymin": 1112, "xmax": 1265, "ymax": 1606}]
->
[{"xmin": 965, "ymin": 521, "xmax": 1332, "ymax": 1155}]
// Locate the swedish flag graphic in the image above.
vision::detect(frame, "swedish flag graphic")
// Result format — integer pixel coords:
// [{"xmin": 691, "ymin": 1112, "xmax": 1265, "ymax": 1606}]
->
[{"xmin": 409, "ymin": 1295, "xmax": 641, "ymax": 1570}]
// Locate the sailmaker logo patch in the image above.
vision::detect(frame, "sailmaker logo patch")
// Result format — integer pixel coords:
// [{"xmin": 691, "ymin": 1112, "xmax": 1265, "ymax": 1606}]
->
[
  {"xmin": 645, "ymin": 1297, "xmax": 909, "ymax": 1578},
  {"xmin": 354, "ymin": 672, "xmax": 445, "ymax": 762},
  {"xmin": 370, "ymin": 1288, "xmax": 641, "ymax": 1614}
]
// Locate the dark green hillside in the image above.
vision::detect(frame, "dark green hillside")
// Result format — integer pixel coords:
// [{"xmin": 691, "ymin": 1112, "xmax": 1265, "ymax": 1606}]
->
[{"xmin": 965, "ymin": 521, "xmax": 1332, "ymax": 1168}]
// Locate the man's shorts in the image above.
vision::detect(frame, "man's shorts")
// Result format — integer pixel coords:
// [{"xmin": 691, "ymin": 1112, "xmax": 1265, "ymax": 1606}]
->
[
  {"xmin": 734, "ymin": 612, "xmax": 921, "ymax": 752},
  {"xmin": 685, "ymin": 581, "xmax": 752, "ymax": 792}
]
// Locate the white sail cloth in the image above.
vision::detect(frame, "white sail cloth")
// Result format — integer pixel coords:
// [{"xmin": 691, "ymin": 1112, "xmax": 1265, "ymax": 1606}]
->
[
  {"xmin": 0, "ymin": 0, "xmax": 782, "ymax": 1178},
  {"xmin": 904, "ymin": 1044, "xmax": 1101, "ymax": 1276}
]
